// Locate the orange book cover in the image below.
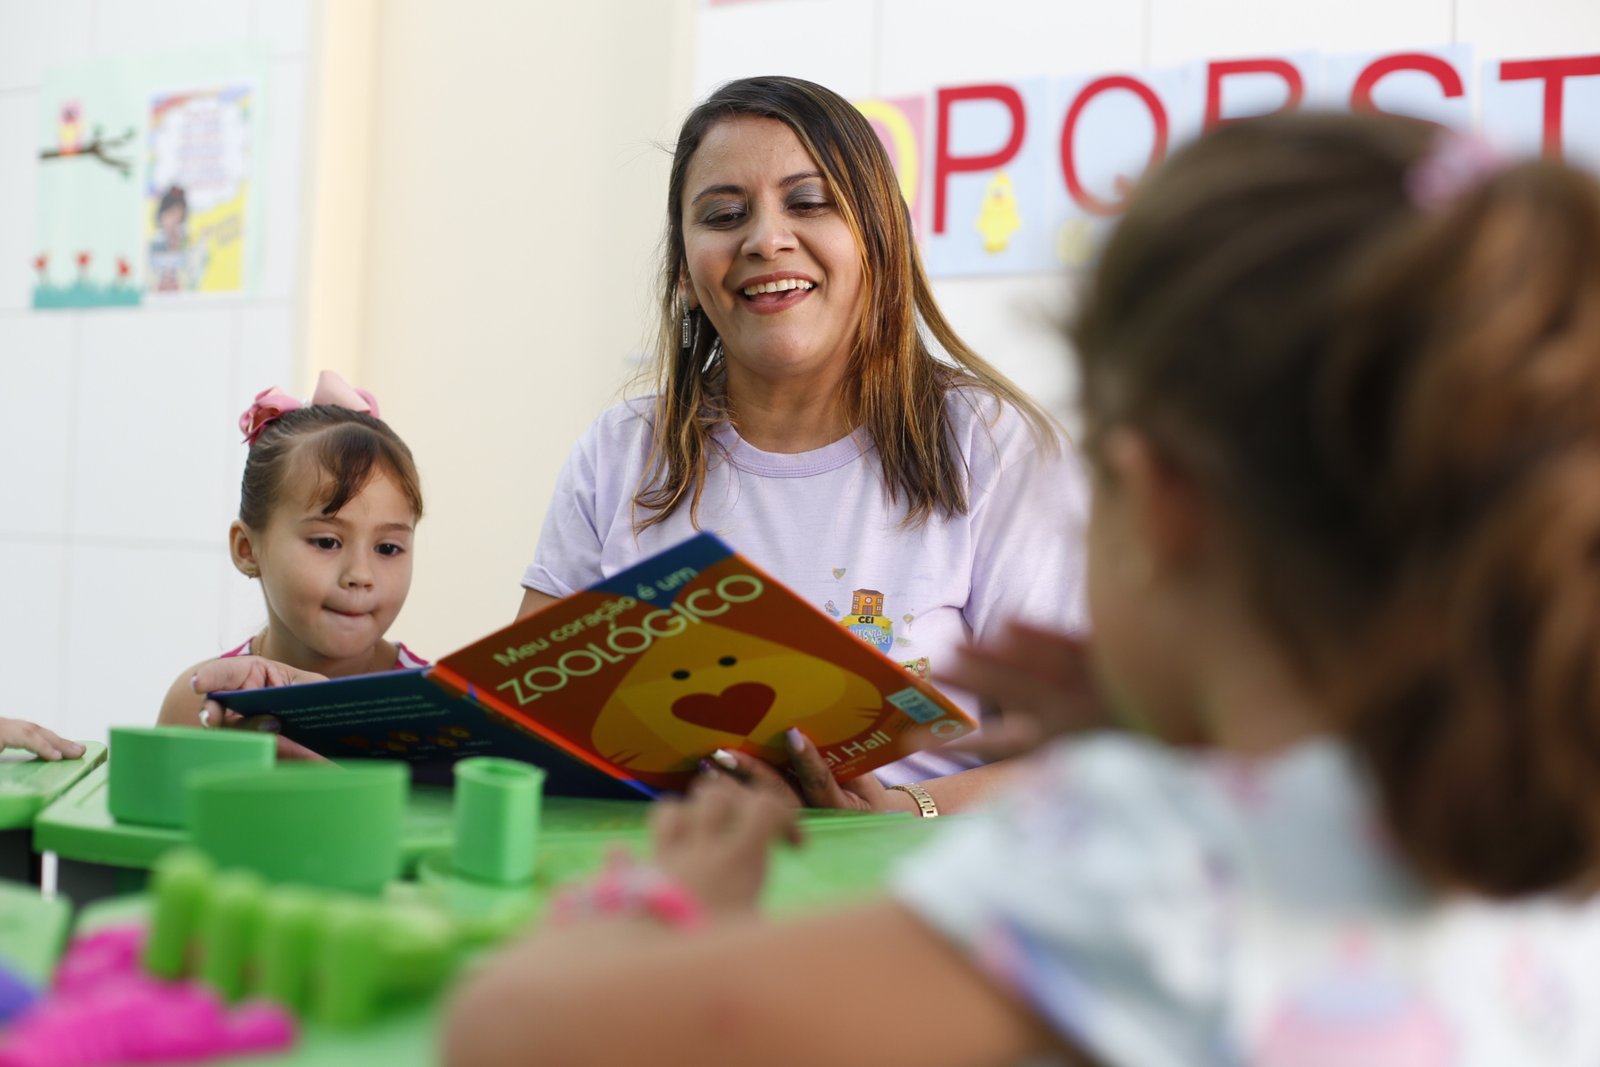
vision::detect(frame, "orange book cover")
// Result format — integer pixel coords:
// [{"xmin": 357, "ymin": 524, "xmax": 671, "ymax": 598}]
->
[{"xmin": 431, "ymin": 532, "xmax": 976, "ymax": 795}]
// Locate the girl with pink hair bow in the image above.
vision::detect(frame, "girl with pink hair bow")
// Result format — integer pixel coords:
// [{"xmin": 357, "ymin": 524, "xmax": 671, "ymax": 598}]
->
[{"xmin": 155, "ymin": 372, "xmax": 429, "ymax": 753}]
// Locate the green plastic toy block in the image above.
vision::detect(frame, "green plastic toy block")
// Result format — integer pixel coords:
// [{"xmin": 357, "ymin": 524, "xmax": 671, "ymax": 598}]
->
[
  {"xmin": 187, "ymin": 764, "xmax": 408, "ymax": 896},
  {"xmin": 450, "ymin": 757, "xmax": 544, "ymax": 887},
  {"xmin": 145, "ymin": 849, "xmax": 463, "ymax": 1027},
  {"xmin": 107, "ymin": 726, "xmax": 274, "ymax": 829}
]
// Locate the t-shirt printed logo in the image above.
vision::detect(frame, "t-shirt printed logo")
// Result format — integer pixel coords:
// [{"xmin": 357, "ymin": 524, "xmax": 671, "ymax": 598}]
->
[
  {"xmin": 837, "ymin": 589, "xmax": 927, "ymax": 678},
  {"xmin": 841, "ymin": 588, "xmax": 894, "ymax": 653}
]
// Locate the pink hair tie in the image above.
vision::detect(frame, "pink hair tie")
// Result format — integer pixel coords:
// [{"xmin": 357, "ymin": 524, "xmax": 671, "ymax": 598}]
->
[
  {"xmin": 1406, "ymin": 128, "xmax": 1507, "ymax": 211},
  {"xmin": 239, "ymin": 370, "xmax": 382, "ymax": 446},
  {"xmin": 547, "ymin": 850, "xmax": 706, "ymax": 931}
]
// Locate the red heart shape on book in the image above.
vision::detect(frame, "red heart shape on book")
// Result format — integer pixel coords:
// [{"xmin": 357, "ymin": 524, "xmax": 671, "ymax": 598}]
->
[{"xmin": 670, "ymin": 682, "xmax": 776, "ymax": 737}]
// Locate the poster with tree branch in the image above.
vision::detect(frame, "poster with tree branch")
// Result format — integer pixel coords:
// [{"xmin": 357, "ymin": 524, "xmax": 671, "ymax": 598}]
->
[{"xmin": 32, "ymin": 47, "xmax": 266, "ymax": 310}]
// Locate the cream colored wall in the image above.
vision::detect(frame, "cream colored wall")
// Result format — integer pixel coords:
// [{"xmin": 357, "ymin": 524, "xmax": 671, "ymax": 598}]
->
[{"xmin": 307, "ymin": 0, "xmax": 696, "ymax": 659}]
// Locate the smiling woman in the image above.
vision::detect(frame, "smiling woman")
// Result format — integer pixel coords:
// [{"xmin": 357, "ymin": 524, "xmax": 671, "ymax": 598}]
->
[
  {"xmin": 679, "ymin": 115, "xmax": 865, "ymax": 421},
  {"xmin": 154, "ymin": 372, "xmax": 430, "ymax": 740},
  {"xmin": 517, "ymin": 76, "xmax": 1092, "ymax": 814}
]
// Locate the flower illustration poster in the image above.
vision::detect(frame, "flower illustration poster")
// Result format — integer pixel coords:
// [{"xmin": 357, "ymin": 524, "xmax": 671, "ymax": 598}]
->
[{"xmin": 33, "ymin": 46, "xmax": 267, "ymax": 310}]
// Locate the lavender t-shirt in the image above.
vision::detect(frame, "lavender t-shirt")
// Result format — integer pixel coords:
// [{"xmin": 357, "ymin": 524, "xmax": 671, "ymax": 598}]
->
[{"xmin": 522, "ymin": 389, "xmax": 1089, "ymax": 783}]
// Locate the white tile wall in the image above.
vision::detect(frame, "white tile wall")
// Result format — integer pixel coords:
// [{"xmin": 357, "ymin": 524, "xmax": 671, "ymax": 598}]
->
[
  {"xmin": 0, "ymin": 91, "xmax": 40, "ymax": 311},
  {"xmin": 1457, "ymin": 0, "xmax": 1600, "ymax": 58},
  {"xmin": 931, "ymin": 272, "xmax": 1081, "ymax": 426},
  {"xmin": 258, "ymin": 58, "xmax": 306, "ymax": 303},
  {"xmin": 62, "ymin": 543, "xmax": 232, "ymax": 739},
  {"xmin": 879, "ymin": 0, "xmax": 1144, "ymax": 95},
  {"xmin": 693, "ymin": 0, "xmax": 880, "ymax": 99},
  {"xmin": 250, "ymin": 0, "xmax": 311, "ymax": 57},
  {"xmin": 0, "ymin": 313, "xmax": 76, "ymax": 538},
  {"xmin": 0, "ymin": 543, "xmax": 68, "ymax": 724},
  {"xmin": 0, "ymin": 0, "xmax": 93, "ymax": 92},
  {"xmin": 1147, "ymin": 0, "xmax": 1456, "ymax": 64},
  {"xmin": 72, "ymin": 308, "xmax": 237, "ymax": 544},
  {"xmin": 234, "ymin": 304, "xmax": 294, "ymax": 405},
  {"xmin": 89, "ymin": 0, "xmax": 252, "ymax": 57}
]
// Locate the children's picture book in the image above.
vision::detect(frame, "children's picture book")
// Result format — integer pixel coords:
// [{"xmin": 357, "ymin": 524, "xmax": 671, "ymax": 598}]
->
[{"xmin": 213, "ymin": 533, "xmax": 977, "ymax": 798}]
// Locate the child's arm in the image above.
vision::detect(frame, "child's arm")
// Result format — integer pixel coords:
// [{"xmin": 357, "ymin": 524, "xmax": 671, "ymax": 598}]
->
[
  {"xmin": 157, "ymin": 660, "xmax": 218, "ymax": 728},
  {"xmin": 516, "ymin": 587, "xmax": 560, "ymax": 620},
  {"xmin": 158, "ymin": 657, "xmax": 330, "ymax": 728},
  {"xmin": 442, "ymin": 777, "xmax": 1079, "ymax": 1067},
  {"xmin": 0, "ymin": 718, "xmax": 85, "ymax": 761},
  {"xmin": 444, "ymin": 901, "xmax": 1070, "ymax": 1067},
  {"xmin": 157, "ymin": 657, "xmax": 330, "ymax": 761}
]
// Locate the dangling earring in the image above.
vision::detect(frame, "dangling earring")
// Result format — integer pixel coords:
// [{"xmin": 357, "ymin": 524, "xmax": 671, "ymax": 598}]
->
[{"xmin": 680, "ymin": 309, "xmax": 693, "ymax": 351}]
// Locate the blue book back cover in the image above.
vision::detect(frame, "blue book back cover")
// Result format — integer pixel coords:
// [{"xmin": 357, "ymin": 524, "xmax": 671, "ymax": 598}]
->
[{"xmin": 216, "ymin": 668, "xmax": 649, "ymax": 799}]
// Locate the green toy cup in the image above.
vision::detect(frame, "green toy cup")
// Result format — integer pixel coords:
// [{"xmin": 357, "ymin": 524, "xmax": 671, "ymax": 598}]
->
[
  {"xmin": 187, "ymin": 763, "xmax": 407, "ymax": 895},
  {"xmin": 108, "ymin": 726, "xmax": 275, "ymax": 829},
  {"xmin": 451, "ymin": 757, "xmax": 544, "ymax": 886}
]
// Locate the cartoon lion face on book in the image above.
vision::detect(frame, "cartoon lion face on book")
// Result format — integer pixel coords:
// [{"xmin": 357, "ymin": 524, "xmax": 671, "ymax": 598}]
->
[{"xmin": 590, "ymin": 621, "xmax": 884, "ymax": 773}]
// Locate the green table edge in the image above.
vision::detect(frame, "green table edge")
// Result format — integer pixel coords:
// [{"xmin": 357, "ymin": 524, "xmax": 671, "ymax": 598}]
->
[{"xmin": 0, "ymin": 743, "xmax": 107, "ymax": 829}]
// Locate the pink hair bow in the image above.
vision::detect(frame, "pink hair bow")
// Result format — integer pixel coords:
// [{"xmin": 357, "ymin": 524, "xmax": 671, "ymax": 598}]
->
[
  {"xmin": 1406, "ymin": 128, "xmax": 1507, "ymax": 211},
  {"xmin": 239, "ymin": 370, "xmax": 382, "ymax": 445}
]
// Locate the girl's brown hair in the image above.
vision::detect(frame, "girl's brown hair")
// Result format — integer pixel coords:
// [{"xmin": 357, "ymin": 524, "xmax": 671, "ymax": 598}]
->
[
  {"xmin": 637, "ymin": 75, "xmax": 1059, "ymax": 530},
  {"xmin": 1073, "ymin": 111, "xmax": 1600, "ymax": 898},
  {"xmin": 239, "ymin": 407, "xmax": 424, "ymax": 530}
]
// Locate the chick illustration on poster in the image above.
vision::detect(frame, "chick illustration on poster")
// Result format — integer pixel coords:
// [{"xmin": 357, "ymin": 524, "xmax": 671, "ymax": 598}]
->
[{"xmin": 977, "ymin": 171, "xmax": 1022, "ymax": 253}]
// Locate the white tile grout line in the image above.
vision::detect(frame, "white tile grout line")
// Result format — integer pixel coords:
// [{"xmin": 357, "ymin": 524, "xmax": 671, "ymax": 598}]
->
[
  {"xmin": 0, "ymin": 534, "xmax": 222, "ymax": 551},
  {"xmin": 1141, "ymin": 0, "xmax": 1153, "ymax": 70},
  {"xmin": 0, "ymin": 299, "xmax": 294, "ymax": 319},
  {"xmin": 54, "ymin": 314, "xmax": 82, "ymax": 732},
  {"xmin": 871, "ymin": 0, "xmax": 885, "ymax": 96},
  {"xmin": 222, "ymin": 307, "xmax": 244, "ymax": 641}
]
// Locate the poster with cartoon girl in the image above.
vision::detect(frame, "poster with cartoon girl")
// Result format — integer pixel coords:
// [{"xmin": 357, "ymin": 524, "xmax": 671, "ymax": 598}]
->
[{"xmin": 145, "ymin": 83, "xmax": 252, "ymax": 295}]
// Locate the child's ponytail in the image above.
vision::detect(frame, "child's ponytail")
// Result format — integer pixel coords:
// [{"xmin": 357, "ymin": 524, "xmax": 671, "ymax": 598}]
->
[
  {"xmin": 1331, "ymin": 157, "xmax": 1600, "ymax": 897},
  {"xmin": 1071, "ymin": 113, "xmax": 1600, "ymax": 898}
]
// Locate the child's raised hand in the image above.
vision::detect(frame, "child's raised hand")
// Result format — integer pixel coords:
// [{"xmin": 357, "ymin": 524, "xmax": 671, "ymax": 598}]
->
[
  {"xmin": 936, "ymin": 620, "xmax": 1108, "ymax": 760},
  {"xmin": 0, "ymin": 717, "xmax": 86, "ymax": 761},
  {"xmin": 700, "ymin": 733, "xmax": 897, "ymax": 812},
  {"xmin": 649, "ymin": 774, "xmax": 802, "ymax": 917},
  {"xmin": 191, "ymin": 656, "xmax": 330, "ymax": 762}
]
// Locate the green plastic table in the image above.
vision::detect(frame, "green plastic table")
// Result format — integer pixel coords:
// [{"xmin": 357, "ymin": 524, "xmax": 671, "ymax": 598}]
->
[
  {"xmin": 33, "ymin": 764, "xmax": 451, "ymax": 904},
  {"xmin": 0, "ymin": 743, "xmax": 105, "ymax": 884},
  {"xmin": 64, "ymin": 805, "xmax": 952, "ymax": 1066},
  {"xmin": 32, "ymin": 760, "xmax": 921, "ymax": 899}
]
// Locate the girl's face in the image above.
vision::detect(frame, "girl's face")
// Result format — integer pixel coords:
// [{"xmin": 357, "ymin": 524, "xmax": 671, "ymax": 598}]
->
[
  {"xmin": 238, "ymin": 459, "xmax": 415, "ymax": 673},
  {"xmin": 679, "ymin": 117, "xmax": 865, "ymax": 392}
]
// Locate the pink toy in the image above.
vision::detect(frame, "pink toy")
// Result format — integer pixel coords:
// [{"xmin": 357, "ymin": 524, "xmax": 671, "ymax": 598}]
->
[{"xmin": 0, "ymin": 926, "xmax": 295, "ymax": 1067}]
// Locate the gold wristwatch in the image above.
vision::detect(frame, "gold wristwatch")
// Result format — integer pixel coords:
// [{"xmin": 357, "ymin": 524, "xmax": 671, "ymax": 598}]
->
[{"xmin": 887, "ymin": 782, "xmax": 939, "ymax": 818}]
